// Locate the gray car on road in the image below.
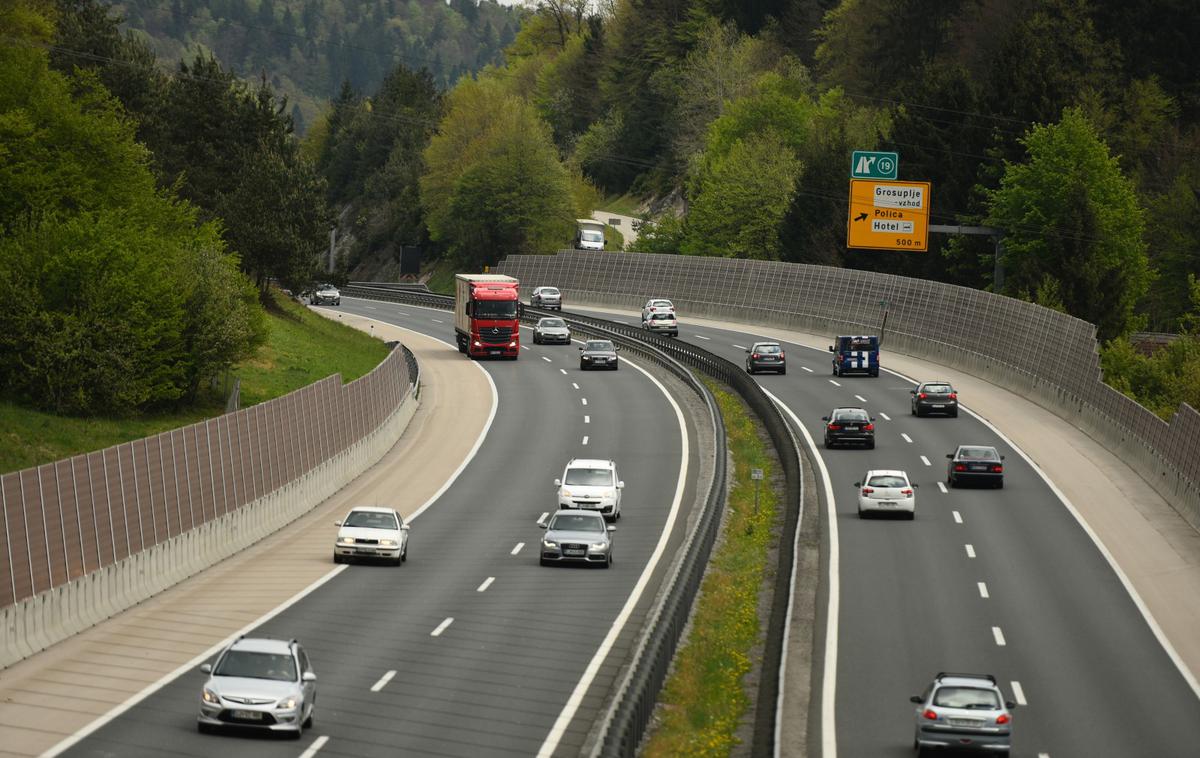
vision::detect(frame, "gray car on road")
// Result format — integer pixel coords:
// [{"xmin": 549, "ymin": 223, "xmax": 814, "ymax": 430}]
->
[
  {"xmin": 197, "ymin": 636, "xmax": 317, "ymax": 738},
  {"xmin": 533, "ymin": 317, "xmax": 571, "ymax": 344},
  {"xmin": 539, "ymin": 509, "xmax": 615, "ymax": 567},
  {"xmin": 911, "ymin": 672, "xmax": 1015, "ymax": 755}
]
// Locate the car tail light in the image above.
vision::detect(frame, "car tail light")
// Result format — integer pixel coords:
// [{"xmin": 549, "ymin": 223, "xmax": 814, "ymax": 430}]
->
[
  {"xmin": 918, "ymin": 392, "xmax": 927, "ymax": 399},
  {"xmin": 949, "ymin": 392, "xmax": 957, "ymax": 400},
  {"xmin": 991, "ymin": 464, "xmax": 1003, "ymax": 473},
  {"xmin": 954, "ymin": 464, "xmax": 966, "ymax": 472},
  {"xmin": 901, "ymin": 489, "xmax": 913, "ymax": 496},
  {"xmin": 861, "ymin": 488, "xmax": 874, "ymax": 495},
  {"xmin": 827, "ymin": 424, "xmax": 841, "ymax": 431},
  {"xmin": 752, "ymin": 353, "xmax": 760, "ymax": 359},
  {"xmin": 996, "ymin": 713, "xmax": 1010, "ymax": 725},
  {"xmin": 779, "ymin": 351, "xmax": 785, "ymax": 358},
  {"xmin": 923, "ymin": 709, "xmax": 939, "ymax": 721},
  {"xmin": 864, "ymin": 423, "xmax": 874, "ymax": 431},
  {"xmin": 836, "ymin": 353, "xmax": 843, "ymax": 361}
]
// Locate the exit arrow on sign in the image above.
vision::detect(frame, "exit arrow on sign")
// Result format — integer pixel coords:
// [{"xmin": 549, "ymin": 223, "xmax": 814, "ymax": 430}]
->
[{"xmin": 851, "ymin": 150, "xmax": 899, "ymax": 180}]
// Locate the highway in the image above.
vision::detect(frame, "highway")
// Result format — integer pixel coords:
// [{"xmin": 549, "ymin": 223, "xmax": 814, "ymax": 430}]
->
[
  {"xmin": 570, "ymin": 305, "xmax": 1200, "ymax": 757},
  {"xmin": 58, "ymin": 298, "xmax": 704, "ymax": 758}
]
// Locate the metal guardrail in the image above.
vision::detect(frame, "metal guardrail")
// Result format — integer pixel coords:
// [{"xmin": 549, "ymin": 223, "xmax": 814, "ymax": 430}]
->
[{"xmin": 342, "ymin": 284, "xmax": 803, "ymax": 756}]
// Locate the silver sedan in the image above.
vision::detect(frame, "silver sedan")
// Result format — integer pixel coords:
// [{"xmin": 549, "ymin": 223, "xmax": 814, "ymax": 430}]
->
[
  {"xmin": 533, "ymin": 317, "xmax": 571, "ymax": 344},
  {"xmin": 539, "ymin": 510, "xmax": 615, "ymax": 567}
]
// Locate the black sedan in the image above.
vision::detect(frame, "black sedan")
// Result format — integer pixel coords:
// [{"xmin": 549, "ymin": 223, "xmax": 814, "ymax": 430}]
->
[
  {"xmin": 823, "ymin": 407, "xmax": 875, "ymax": 449},
  {"xmin": 579, "ymin": 340, "xmax": 619, "ymax": 370},
  {"xmin": 947, "ymin": 445, "xmax": 1005, "ymax": 488},
  {"xmin": 746, "ymin": 342, "xmax": 786, "ymax": 374},
  {"xmin": 911, "ymin": 381, "xmax": 958, "ymax": 417}
]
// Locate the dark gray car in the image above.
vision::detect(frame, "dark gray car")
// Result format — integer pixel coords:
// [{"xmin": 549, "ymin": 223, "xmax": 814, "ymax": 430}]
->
[
  {"xmin": 746, "ymin": 342, "xmax": 786, "ymax": 374},
  {"xmin": 947, "ymin": 445, "xmax": 1005, "ymax": 488},
  {"xmin": 911, "ymin": 381, "xmax": 958, "ymax": 417},
  {"xmin": 823, "ymin": 407, "xmax": 875, "ymax": 449},
  {"xmin": 579, "ymin": 339, "xmax": 619, "ymax": 370},
  {"xmin": 539, "ymin": 509, "xmax": 615, "ymax": 567}
]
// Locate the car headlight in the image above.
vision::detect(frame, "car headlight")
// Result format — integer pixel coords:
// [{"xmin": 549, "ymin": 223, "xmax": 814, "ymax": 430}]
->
[
  {"xmin": 590, "ymin": 542, "xmax": 609, "ymax": 550},
  {"xmin": 509, "ymin": 341, "xmax": 516, "ymax": 347},
  {"xmin": 473, "ymin": 340, "xmax": 482, "ymax": 347},
  {"xmin": 276, "ymin": 696, "xmax": 298, "ymax": 710},
  {"xmin": 379, "ymin": 539, "xmax": 397, "ymax": 547},
  {"xmin": 561, "ymin": 489, "xmax": 572, "ymax": 498},
  {"xmin": 202, "ymin": 688, "xmax": 220, "ymax": 704},
  {"xmin": 603, "ymin": 490, "xmax": 614, "ymax": 497},
  {"xmin": 338, "ymin": 536, "xmax": 355, "ymax": 545},
  {"xmin": 542, "ymin": 540, "xmax": 557, "ymax": 548}
]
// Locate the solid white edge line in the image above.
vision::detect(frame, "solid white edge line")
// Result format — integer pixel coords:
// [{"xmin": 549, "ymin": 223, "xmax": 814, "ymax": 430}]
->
[
  {"xmin": 992, "ymin": 626, "xmax": 1006, "ymax": 646},
  {"xmin": 370, "ymin": 670, "xmax": 397, "ymax": 692},
  {"xmin": 477, "ymin": 577, "xmax": 495, "ymax": 593},
  {"xmin": 511, "ymin": 542, "xmax": 524, "ymax": 555},
  {"xmin": 536, "ymin": 353, "xmax": 690, "ymax": 758},
  {"xmin": 878, "ymin": 362, "xmax": 1200, "ymax": 701},
  {"xmin": 431, "ymin": 617, "xmax": 454, "ymax": 637},
  {"xmin": 978, "ymin": 582, "xmax": 989, "ymax": 598},
  {"xmin": 920, "ymin": 455, "xmax": 931, "ymax": 466},
  {"xmin": 299, "ymin": 734, "xmax": 330, "ymax": 758},
  {"xmin": 1011, "ymin": 680, "xmax": 1026, "ymax": 705},
  {"xmin": 42, "ymin": 313, "xmax": 501, "ymax": 758},
  {"xmin": 41, "ymin": 565, "xmax": 350, "ymax": 758},
  {"xmin": 761, "ymin": 387, "xmax": 839, "ymax": 758}
]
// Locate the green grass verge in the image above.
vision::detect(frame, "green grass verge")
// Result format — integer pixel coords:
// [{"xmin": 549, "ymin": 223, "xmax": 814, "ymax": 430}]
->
[
  {"xmin": 0, "ymin": 291, "xmax": 390, "ymax": 475},
  {"xmin": 424, "ymin": 257, "xmax": 459, "ymax": 295},
  {"xmin": 598, "ymin": 193, "xmax": 644, "ymax": 217},
  {"xmin": 642, "ymin": 380, "xmax": 779, "ymax": 758}
]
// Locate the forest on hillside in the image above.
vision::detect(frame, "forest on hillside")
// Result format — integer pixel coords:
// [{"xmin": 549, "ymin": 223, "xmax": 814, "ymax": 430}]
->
[{"xmin": 112, "ymin": 0, "xmax": 523, "ymax": 131}]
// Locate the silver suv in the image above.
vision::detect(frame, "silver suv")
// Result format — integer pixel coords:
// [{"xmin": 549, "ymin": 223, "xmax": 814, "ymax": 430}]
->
[
  {"xmin": 555, "ymin": 458, "xmax": 623, "ymax": 519},
  {"xmin": 911, "ymin": 672, "xmax": 1015, "ymax": 755},
  {"xmin": 309, "ymin": 284, "xmax": 340, "ymax": 306},
  {"xmin": 197, "ymin": 636, "xmax": 317, "ymax": 738},
  {"xmin": 531, "ymin": 286, "xmax": 562, "ymax": 310}
]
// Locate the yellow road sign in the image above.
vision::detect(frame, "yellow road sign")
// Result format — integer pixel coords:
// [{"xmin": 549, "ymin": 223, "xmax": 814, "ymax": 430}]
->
[{"xmin": 847, "ymin": 179, "xmax": 931, "ymax": 251}]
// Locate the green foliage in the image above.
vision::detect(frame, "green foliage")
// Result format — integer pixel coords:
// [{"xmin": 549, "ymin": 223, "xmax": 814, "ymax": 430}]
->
[
  {"xmin": 1101, "ymin": 335, "xmax": 1200, "ymax": 421},
  {"xmin": 683, "ymin": 132, "xmax": 801, "ymax": 259},
  {"xmin": 986, "ymin": 108, "xmax": 1150, "ymax": 340},
  {"xmin": 635, "ymin": 214, "xmax": 687, "ymax": 254},
  {"xmin": 421, "ymin": 77, "xmax": 575, "ymax": 268},
  {"xmin": 0, "ymin": 16, "xmax": 263, "ymax": 415}
]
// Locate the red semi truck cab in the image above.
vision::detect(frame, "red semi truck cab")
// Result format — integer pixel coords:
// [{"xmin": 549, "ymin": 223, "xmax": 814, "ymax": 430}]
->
[{"xmin": 454, "ymin": 274, "xmax": 521, "ymax": 359}]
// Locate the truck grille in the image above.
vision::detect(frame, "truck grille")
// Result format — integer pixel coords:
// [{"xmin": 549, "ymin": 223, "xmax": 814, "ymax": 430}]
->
[{"xmin": 480, "ymin": 326, "xmax": 514, "ymax": 343}]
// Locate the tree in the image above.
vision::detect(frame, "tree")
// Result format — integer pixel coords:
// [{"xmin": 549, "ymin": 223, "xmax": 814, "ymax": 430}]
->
[
  {"xmin": 985, "ymin": 108, "xmax": 1150, "ymax": 340},
  {"xmin": 421, "ymin": 77, "xmax": 575, "ymax": 267}
]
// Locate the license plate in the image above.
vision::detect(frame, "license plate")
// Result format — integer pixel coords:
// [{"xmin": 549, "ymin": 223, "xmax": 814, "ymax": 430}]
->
[
  {"xmin": 970, "ymin": 464, "xmax": 988, "ymax": 471},
  {"xmin": 878, "ymin": 501, "xmax": 896, "ymax": 506},
  {"xmin": 356, "ymin": 549, "xmax": 375, "ymax": 555},
  {"xmin": 932, "ymin": 403, "xmax": 944, "ymax": 408},
  {"xmin": 564, "ymin": 549, "xmax": 585, "ymax": 556},
  {"xmin": 948, "ymin": 718, "xmax": 984, "ymax": 727},
  {"xmin": 489, "ymin": 350, "xmax": 502, "ymax": 355},
  {"xmin": 845, "ymin": 425, "xmax": 859, "ymax": 431},
  {"xmin": 231, "ymin": 710, "xmax": 264, "ymax": 720}
]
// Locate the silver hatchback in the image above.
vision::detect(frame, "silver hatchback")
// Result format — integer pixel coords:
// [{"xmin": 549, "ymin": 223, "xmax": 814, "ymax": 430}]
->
[
  {"xmin": 197, "ymin": 636, "xmax": 317, "ymax": 738},
  {"xmin": 911, "ymin": 672, "xmax": 1015, "ymax": 755},
  {"xmin": 533, "ymin": 317, "xmax": 571, "ymax": 344}
]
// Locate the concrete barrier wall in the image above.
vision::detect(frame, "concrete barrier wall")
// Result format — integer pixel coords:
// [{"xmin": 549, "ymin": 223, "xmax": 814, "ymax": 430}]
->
[
  {"xmin": 0, "ymin": 347, "xmax": 418, "ymax": 668},
  {"xmin": 495, "ymin": 251, "xmax": 1200, "ymax": 532}
]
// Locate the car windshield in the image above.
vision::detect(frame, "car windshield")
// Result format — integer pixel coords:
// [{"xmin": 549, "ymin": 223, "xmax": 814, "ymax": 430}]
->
[
  {"xmin": 842, "ymin": 337, "xmax": 876, "ymax": 350},
  {"xmin": 924, "ymin": 384, "xmax": 952, "ymax": 393},
  {"xmin": 933, "ymin": 686, "xmax": 1001, "ymax": 709},
  {"xmin": 214, "ymin": 650, "xmax": 296, "ymax": 681},
  {"xmin": 550, "ymin": 514, "xmax": 605, "ymax": 532},
  {"xmin": 867, "ymin": 474, "xmax": 907, "ymax": 488},
  {"xmin": 834, "ymin": 410, "xmax": 869, "ymax": 422},
  {"xmin": 959, "ymin": 447, "xmax": 998, "ymax": 460},
  {"xmin": 539, "ymin": 319, "xmax": 565, "ymax": 327},
  {"xmin": 540, "ymin": 288, "xmax": 560, "ymax": 296},
  {"xmin": 343, "ymin": 511, "xmax": 398, "ymax": 529},
  {"xmin": 564, "ymin": 468, "xmax": 613, "ymax": 486},
  {"xmin": 585, "ymin": 341, "xmax": 614, "ymax": 351},
  {"xmin": 581, "ymin": 231, "xmax": 603, "ymax": 242},
  {"xmin": 651, "ymin": 313, "xmax": 674, "ymax": 321},
  {"xmin": 474, "ymin": 300, "xmax": 518, "ymax": 318},
  {"xmin": 755, "ymin": 344, "xmax": 781, "ymax": 354},
  {"xmin": 651, "ymin": 300, "xmax": 672, "ymax": 308}
]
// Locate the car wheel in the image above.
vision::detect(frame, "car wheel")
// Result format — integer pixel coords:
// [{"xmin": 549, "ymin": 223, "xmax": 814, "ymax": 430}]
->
[
  {"xmin": 866, "ymin": 441, "xmax": 875, "ymax": 449},
  {"xmin": 906, "ymin": 511, "xmax": 916, "ymax": 520},
  {"xmin": 947, "ymin": 475, "xmax": 956, "ymax": 488},
  {"xmin": 747, "ymin": 365, "xmax": 754, "ymax": 374},
  {"xmin": 402, "ymin": 544, "xmax": 408, "ymax": 562},
  {"xmin": 994, "ymin": 479, "xmax": 1004, "ymax": 489},
  {"xmin": 914, "ymin": 406, "xmax": 922, "ymax": 417},
  {"xmin": 779, "ymin": 368, "xmax": 786, "ymax": 375},
  {"xmin": 613, "ymin": 363, "xmax": 619, "ymax": 371},
  {"xmin": 825, "ymin": 440, "xmax": 834, "ymax": 449},
  {"xmin": 870, "ymin": 369, "xmax": 879, "ymax": 377},
  {"xmin": 857, "ymin": 507, "xmax": 865, "ymax": 518},
  {"xmin": 580, "ymin": 363, "xmax": 587, "ymax": 370},
  {"xmin": 198, "ymin": 722, "xmax": 214, "ymax": 735},
  {"xmin": 604, "ymin": 555, "xmax": 612, "ymax": 569},
  {"xmin": 289, "ymin": 725, "xmax": 303, "ymax": 740},
  {"xmin": 539, "ymin": 557, "xmax": 549, "ymax": 567},
  {"xmin": 333, "ymin": 554, "xmax": 344, "ymax": 564},
  {"xmin": 950, "ymin": 410, "xmax": 959, "ymax": 417},
  {"xmin": 303, "ymin": 710, "xmax": 313, "ymax": 729}
]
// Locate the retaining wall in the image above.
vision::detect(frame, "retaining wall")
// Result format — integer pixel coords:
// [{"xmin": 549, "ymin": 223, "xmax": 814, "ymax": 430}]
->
[
  {"xmin": 495, "ymin": 251, "xmax": 1200, "ymax": 532},
  {"xmin": 0, "ymin": 346, "xmax": 418, "ymax": 668}
]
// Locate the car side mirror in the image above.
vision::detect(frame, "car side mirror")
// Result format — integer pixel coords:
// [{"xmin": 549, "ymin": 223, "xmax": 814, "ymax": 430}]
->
[
  {"xmin": 827, "ymin": 345, "xmax": 834, "ymax": 352},
  {"xmin": 1005, "ymin": 701, "xmax": 1016, "ymax": 709},
  {"xmin": 910, "ymin": 695, "xmax": 923, "ymax": 704},
  {"xmin": 1000, "ymin": 455, "xmax": 1006, "ymax": 460},
  {"xmin": 853, "ymin": 482, "xmax": 861, "ymax": 488},
  {"xmin": 554, "ymin": 478, "xmax": 562, "ymax": 487},
  {"xmin": 617, "ymin": 481, "xmax": 625, "ymax": 489},
  {"xmin": 822, "ymin": 416, "xmax": 830, "ymax": 421},
  {"xmin": 538, "ymin": 522, "xmax": 548, "ymax": 529},
  {"xmin": 869, "ymin": 417, "xmax": 876, "ymax": 422},
  {"xmin": 607, "ymin": 526, "xmax": 616, "ymax": 532},
  {"xmin": 910, "ymin": 389, "xmax": 916, "ymax": 395},
  {"xmin": 302, "ymin": 671, "xmax": 317, "ymax": 682},
  {"xmin": 200, "ymin": 663, "xmax": 213, "ymax": 673},
  {"xmin": 333, "ymin": 521, "xmax": 342, "ymax": 526},
  {"xmin": 912, "ymin": 483, "xmax": 919, "ymax": 488},
  {"xmin": 401, "ymin": 524, "xmax": 410, "ymax": 531},
  {"xmin": 946, "ymin": 454, "xmax": 953, "ymax": 459},
  {"xmin": 578, "ymin": 346, "xmax": 584, "ymax": 351}
]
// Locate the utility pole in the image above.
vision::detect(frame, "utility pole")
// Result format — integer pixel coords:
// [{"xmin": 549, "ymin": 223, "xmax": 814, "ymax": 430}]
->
[{"xmin": 328, "ymin": 226, "xmax": 337, "ymax": 274}]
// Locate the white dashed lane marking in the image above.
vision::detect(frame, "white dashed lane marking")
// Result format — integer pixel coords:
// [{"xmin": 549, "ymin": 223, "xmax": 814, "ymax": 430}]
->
[
  {"xmin": 584, "ymin": 415, "xmax": 590, "ymax": 424},
  {"xmin": 696, "ymin": 335, "xmax": 711, "ymax": 340},
  {"xmin": 854, "ymin": 394, "xmax": 867, "ymax": 403},
  {"xmin": 521, "ymin": 345, "xmax": 530, "ymax": 351},
  {"xmin": 879, "ymin": 412, "xmax": 890, "ymax": 421},
  {"xmin": 953, "ymin": 511, "xmax": 963, "ymax": 524},
  {"xmin": 559, "ymin": 368, "xmax": 567, "ymax": 375},
  {"xmin": 431, "ymin": 319, "xmax": 444, "ymax": 323},
  {"xmin": 802, "ymin": 366, "xmax": 813, "ymax": 373},
  {"xmin": 582, "ymin": 436, "xmax": 589, "ymax": 445},
  {"xmin": 542, "ymin": 356, "xmax": 552, "ymax": 363},
  {"xmin": 829, "ymin": 379, "xmax": 841, "ymax": 387},
  {"xmin": 572, "ymin": 383, "xmax": 580, "ymax": 390},
  {"xmin": 511, "ymin": 543, "xmax": 524, "ymax": 555},
  {"xmin": 477, "ymin": 577, "xmax": 495, "ymax": 593},
  {"xmin": 1011, "ymin": 681, "xmax": 1027, "ymax": 705},
  {"xmin": 431, "ymin": 618, "xmax": 454, "ymax": 637},
  {"xmin": 581, "ymin": 398, "xmax": 588, "ymax": 406},
  {"xmin": 920, "ymin": 455, "xmax": 931, "ymax": 466},
  {"xmin": 299, "ymin": 735, "xmax": 330, "ymax": 758},
  {"xmin": 901, "ymin": 433, "xmax": 913, "ymax": 443},
  {"xmin": 978, "ymin": 582, "xmax": 989, "ymax": 598},
  {"xmin": 370, "ymin": 671, "xmax": 396, "ymax": 692},
  {"xmin": 965, "ymin": 544, "xmax": 976, "ymax": 558},
  {"xmin": 733, "ymin": 344, "xmax": 746, "ymax": 350},
  {"xmin": 938, "ymin": 482, "xmax": 948, "ymax": 494},
  {"xmin": 992, "ymin": 626, "xmax": 1006, "ymax": 646}
]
